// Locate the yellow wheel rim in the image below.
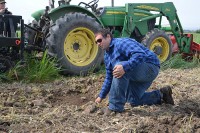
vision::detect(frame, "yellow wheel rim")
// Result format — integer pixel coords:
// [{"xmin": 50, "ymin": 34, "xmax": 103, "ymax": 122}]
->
[
  {"xmin": 64, "ymin": 27, "xmax": 98, "ymax": 66},
  {"xmin": 149, "ymin": 37, "xmax": 170, "ymax": 62}
]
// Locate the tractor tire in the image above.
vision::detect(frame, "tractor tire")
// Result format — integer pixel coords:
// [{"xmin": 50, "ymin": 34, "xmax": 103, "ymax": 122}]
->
[
  {"xmin": 142, "ymin": 29, "xmax": 172, "ymax": 63},
  {"xmin": 46, "ymin": 13, "xmax": 103, "ymax": 75}
]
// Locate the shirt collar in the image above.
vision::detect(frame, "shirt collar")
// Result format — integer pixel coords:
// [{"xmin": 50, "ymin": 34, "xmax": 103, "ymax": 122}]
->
[
  {"xmin": 105, "ymin": 38, "xmax": 114, "ymax": 53},
  {"xmin": 109, "ymin": 38, "xmax": 115, "ymax": 48}
]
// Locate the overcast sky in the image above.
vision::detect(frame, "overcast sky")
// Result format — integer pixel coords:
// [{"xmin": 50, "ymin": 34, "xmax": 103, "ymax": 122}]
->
[{"xmin": 6, "ymin": 0, "xmax": 200, "ymax": 30}]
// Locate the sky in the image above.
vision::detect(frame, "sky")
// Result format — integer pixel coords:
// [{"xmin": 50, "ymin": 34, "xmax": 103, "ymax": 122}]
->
[{"xmin": 6, "ymin": 0, "xmax": 200, "ymax": 30}]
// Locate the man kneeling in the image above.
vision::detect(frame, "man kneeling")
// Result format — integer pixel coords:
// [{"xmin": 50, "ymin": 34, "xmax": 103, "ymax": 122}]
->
[{"xmin": 94, "ymin": 28, "xmax": 174, "ymax": 115}]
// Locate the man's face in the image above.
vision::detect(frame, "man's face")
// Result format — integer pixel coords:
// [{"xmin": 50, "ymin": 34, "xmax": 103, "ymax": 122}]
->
[
  {"xmin": 95, "ymin": 33, "xmax": 111, "ymax": 50},
  {"xmin": 0, "ymin": 3, "xmax": 5, "ymax": 10}
]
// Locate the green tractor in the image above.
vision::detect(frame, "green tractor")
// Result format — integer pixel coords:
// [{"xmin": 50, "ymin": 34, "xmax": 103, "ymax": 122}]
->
[
  {"xmin": 28, "ymin": 0, "xmax": 104, "ymax": 75},
  {"xmin": 1, "ymin": 0, "xmax": 200, "ymax": 75}
]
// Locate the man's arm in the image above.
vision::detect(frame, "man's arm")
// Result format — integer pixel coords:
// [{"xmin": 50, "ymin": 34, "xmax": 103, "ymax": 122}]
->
[
  {"xmin": 95, "ymin": 55, "xmax": 113, "ymax": 103},
  {"xmin": 98, "ymin": 66, "xmax": 113, "ymax": 99},
  {"xmin": 118, "ymin": 39, "xmax": 147, "ymax": 72}
]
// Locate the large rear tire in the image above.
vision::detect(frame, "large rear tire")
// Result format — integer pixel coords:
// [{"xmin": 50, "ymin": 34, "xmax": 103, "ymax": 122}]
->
[
  {"xmin": 46, "ymin": 13, "xmax": 103, "ymax": 75},
  {"xmin": 142, "ymin": 29, "xmax": 172, "ymax": 63}
]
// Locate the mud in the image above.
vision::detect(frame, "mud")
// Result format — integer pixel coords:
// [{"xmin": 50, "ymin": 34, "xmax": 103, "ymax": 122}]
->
[{"xmin": 0, "ymin": 68, "xmax": 200, "ymax": 133}]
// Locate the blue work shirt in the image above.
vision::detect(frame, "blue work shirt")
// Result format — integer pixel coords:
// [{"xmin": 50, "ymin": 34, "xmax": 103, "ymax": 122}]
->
[{"xmin": 99, "ymin": 38, "xmax": 160, "ymax": 99}]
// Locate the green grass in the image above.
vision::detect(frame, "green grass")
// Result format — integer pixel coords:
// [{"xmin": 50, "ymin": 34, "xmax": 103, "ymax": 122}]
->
[
  {"xmin": 161, "ymin": 33, "xmax": 200, "ymax": 70},
  {"xmin": 193, "ymin": 33, "xmax": 200, "ymax": 43},
  {"xmin": 1, "ymin": 51, "xmax": 61, "ymax": 83},
  {"xmin": 161, "ymin": 54, "xmax": 200, "ymax": 70}
]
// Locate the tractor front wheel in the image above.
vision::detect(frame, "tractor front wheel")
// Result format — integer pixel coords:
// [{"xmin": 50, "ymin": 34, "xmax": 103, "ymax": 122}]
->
[{"xmin": 142, "ymin": 29, "xmax": 172, "ymax": 63}]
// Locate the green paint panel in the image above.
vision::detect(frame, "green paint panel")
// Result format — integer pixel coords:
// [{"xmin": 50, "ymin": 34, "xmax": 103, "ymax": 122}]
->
[{"xmin": 99, "ymin": 6, "xmax": 125, "ymax": 26}]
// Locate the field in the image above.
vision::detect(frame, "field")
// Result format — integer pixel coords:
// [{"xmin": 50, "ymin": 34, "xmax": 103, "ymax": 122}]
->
[
  {"xmin": 0, "ymin": 34, "xmax": 200, "ymax": 133},
  {"xmin": 193, "ymin": 33, "xmax": 200, "ymax": 43},
  {"xmin": 0, "ymin": 68, "xmax": 200, "ymax": 132}
]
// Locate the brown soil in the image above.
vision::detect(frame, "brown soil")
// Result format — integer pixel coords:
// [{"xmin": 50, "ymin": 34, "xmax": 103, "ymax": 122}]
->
[{"xmin": 0, "ymin": 68, "xmax": 200, "ymax": 133}]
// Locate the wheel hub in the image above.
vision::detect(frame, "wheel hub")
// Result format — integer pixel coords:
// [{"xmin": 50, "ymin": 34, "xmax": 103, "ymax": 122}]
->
[
  {"xmin": 154, "ymin": 46, "xmax": 163, "ymax": 55},
  {"xmin": 73, "ymin": 43, "xmax": 80, "ymax": 51}
]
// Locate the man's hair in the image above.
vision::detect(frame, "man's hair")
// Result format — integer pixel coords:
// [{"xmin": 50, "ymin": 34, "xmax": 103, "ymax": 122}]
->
[{"xmin": 95, "ymin": 28, "xmax": 113, "ymax": 39}]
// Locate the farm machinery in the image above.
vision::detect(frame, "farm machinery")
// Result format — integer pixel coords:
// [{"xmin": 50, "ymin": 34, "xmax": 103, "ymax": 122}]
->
[
  {"xmin": 0, "ymin": 15, "xmax": 24, "ymax": 73},
  {"xmin": 0, "ymin": 0, "xmax": 200, "ymax": 75}
]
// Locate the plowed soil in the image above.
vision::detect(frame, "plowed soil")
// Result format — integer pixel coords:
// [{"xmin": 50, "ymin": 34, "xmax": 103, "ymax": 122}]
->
[{"xmin": 0, "ymin": 68, "xmax": 200, "ymax": 133}]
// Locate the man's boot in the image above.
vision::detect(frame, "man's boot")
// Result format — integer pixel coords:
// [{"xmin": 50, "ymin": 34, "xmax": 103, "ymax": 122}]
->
[{"xmin": 160, "ymin": 86, "xmax": 174, "ymax": 105}]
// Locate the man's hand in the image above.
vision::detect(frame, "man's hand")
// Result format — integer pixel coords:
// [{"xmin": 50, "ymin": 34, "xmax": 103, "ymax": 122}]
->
[
  {"xmin": 95, "ymin": 97, "xmax": 102, "ymax": 103},
  {"xmin": 113, "ymin": 64, "xmax": 125, "ymax": 78}
]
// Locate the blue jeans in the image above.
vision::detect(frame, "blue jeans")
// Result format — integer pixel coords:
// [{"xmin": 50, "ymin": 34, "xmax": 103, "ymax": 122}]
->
[{"xmin": 109, "ymin": 62, "xmax": 161, "ymax": 112}]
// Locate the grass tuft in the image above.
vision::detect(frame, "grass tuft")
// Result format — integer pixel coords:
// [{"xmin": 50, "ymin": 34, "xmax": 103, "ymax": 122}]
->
[
  {"xmin": 161, "ymin": 54, "xmax": 200, "ymax": 70},
  {"xmin": 3, "ymin": 51, "xmax": 61, "ymax": 83}
]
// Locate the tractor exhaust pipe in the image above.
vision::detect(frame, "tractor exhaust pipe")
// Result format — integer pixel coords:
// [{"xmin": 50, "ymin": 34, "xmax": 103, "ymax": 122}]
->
[{"xmin": 111, "ymin": 0, "xmax": 114, "ymax": 7}]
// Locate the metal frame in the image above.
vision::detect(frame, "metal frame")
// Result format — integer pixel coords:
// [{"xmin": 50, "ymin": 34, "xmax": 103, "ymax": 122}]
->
[{"xmin": 0, "ymin": 14, "xmax": 24, "ymax": 60}]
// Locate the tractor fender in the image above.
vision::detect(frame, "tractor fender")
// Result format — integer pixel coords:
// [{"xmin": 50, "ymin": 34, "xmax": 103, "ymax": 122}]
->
[
  {"xmin": 48, "ymin": 5, "xmax": 104, "ymax": 26},
  {"xmin": 31, "ymin": 9, "xmax": 45, "ymax": 22}
]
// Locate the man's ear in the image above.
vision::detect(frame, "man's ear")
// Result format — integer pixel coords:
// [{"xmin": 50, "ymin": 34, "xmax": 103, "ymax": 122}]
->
[{"xmin": 106, "ymin": 34, "xmax": 111, "ymax": 39}]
